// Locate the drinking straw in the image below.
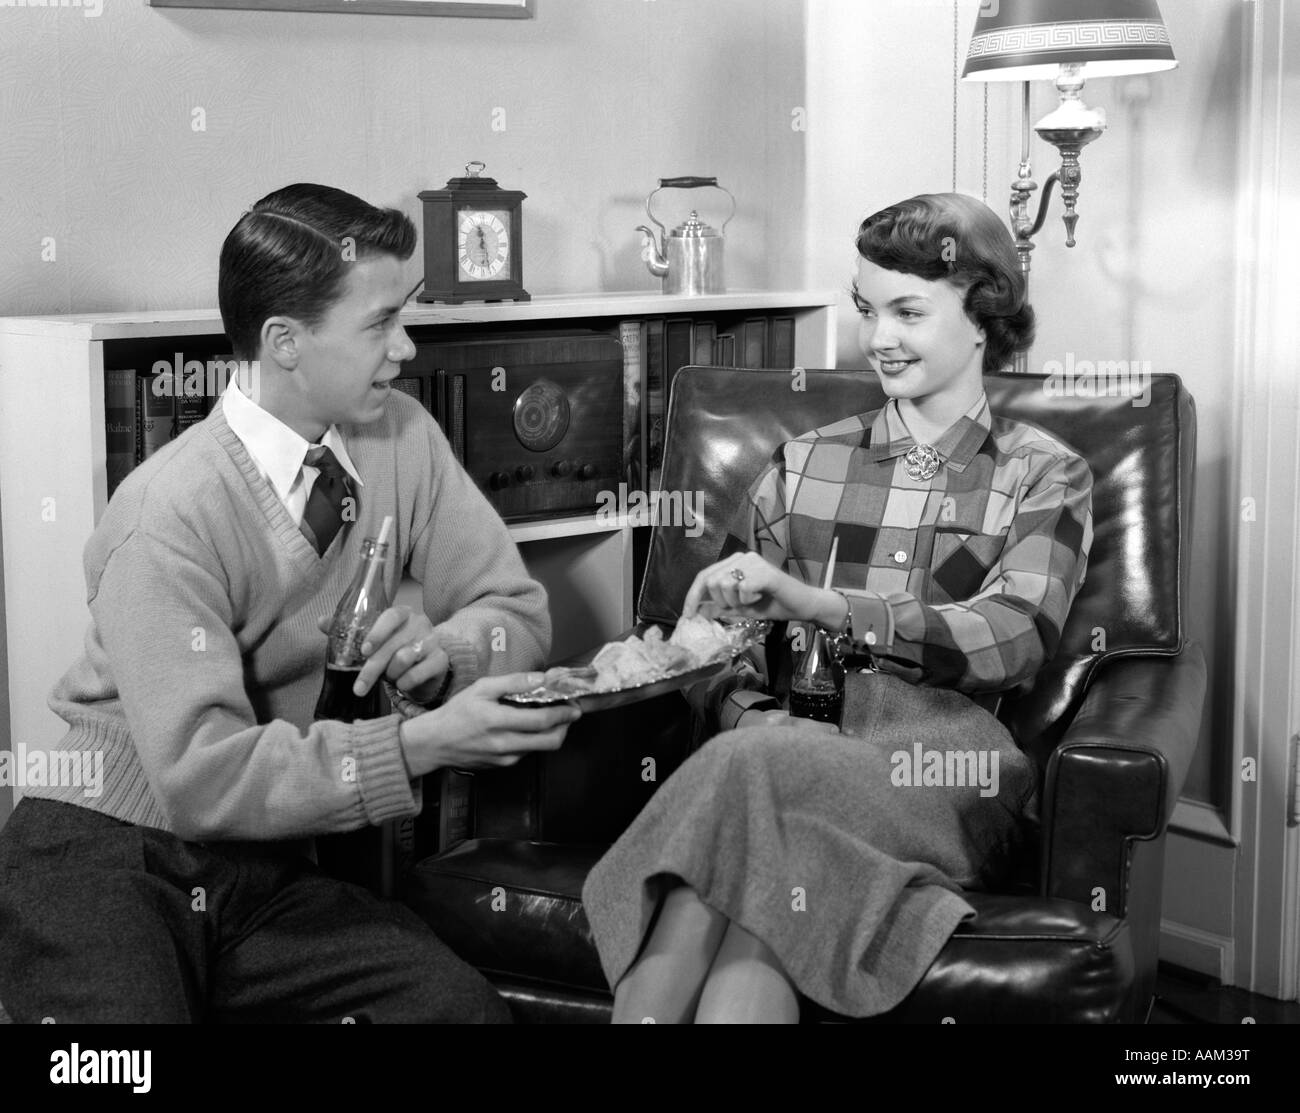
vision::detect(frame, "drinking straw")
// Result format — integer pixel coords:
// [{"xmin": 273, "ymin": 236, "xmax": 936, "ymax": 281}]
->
[{"xmin": 822, "ymin": 535, "xmax": 839, "ymax": 592}]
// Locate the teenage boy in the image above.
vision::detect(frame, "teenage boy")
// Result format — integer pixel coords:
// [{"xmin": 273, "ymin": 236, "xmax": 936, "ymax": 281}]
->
[{"xmin": 0, "ymin": 183, "xmax": 578, "ymax": 1023}]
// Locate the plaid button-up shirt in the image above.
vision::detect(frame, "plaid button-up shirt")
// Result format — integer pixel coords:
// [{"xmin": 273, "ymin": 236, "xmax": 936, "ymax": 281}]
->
[{"xmin": 702, "ymin": 393, "xmax": 1094, "ymax": 730}]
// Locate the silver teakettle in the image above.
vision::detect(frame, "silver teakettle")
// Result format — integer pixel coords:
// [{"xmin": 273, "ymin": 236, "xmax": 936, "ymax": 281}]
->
[{"xmin": 636, "ymin": 176, "xmax": 736, "ymax": 296}]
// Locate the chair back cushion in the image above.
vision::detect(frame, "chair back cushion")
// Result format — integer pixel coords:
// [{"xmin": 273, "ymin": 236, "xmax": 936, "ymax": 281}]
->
[{"xmin": 638, "ymin": 368, "xmax": 1196, "ymax": 756}]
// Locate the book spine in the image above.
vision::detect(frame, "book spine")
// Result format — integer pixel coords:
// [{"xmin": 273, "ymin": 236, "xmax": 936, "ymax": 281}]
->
[
  {"xmin": 644, "ymin": 319, "xmax": 666, "ymax": 487},
  {"xmin": 714, "ymin": 333, "xmax": 736, "ymax": 367},
  {"xmin": 438, "ymin": 770, "xmax": 474, "ymax": 851},
  {"xmin": 742, "ymin": 318, "xmax": 768, "ymax": 369},
  {"xmin": 661, "ymin": 319, "xmax": 694, "ymax": 493},
  {"xmin": 174, "ymin": 376, "xmax": 207, "ymax": 437},
  {"xmin": 693, "ymin": 320, "xmax": 717, "ymax": 366},
  {"xmin": 104, "ymin": 368, "xmax": 136, "ymax": 498},
  {"xmin": 138, "ymin": 368, "xmax": 176, "ymax": 461},
  {"xmin": 769, "ymin": 315, "xmax": 796, "ymax": 370},
  {"xmin": 618, "ymin": 320, "xmax": 644, "ymax": 494}
]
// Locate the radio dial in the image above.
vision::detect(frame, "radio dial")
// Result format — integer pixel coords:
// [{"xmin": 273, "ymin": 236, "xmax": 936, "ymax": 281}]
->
[
  {"xmin": 576, "ymin": 463, "xmax": 597, "ymax": 481},
  {"xmin": 515, "ymin": 465, "xmax": 535, "ymax": 482},
  {"xmin": 489, "ymin": 471, "xmax": 511, "ymax": 491},
  {"xmin": 550, "ymin": 460, "xmax": 573, "ymax": 478}
]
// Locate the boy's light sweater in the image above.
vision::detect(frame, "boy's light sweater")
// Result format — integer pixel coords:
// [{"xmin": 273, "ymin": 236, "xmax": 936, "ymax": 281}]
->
[{"xmin": 35, "ymin": 390, "xmax": 550, "ymax": 841}]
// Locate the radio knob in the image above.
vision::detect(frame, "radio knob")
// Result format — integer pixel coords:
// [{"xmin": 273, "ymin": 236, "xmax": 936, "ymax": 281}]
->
[
  {"xmin": 515, "ymin": 464, "xmax": 535, "ymax": 482},
  {"xmin": 550, "ymin": 460, "xmax": 573, "ymax": 478},
  {"xmin": 576, "ymin": 463, "xmax": 597, "ymax": 481},
  {"xmin": 489, "ymin": 471, "xmax": 511, "ymax": 491}
]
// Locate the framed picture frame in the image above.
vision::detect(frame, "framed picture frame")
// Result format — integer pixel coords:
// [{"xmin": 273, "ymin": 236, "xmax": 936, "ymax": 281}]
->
[{"xmin": 146, "ymin": 0, "xmax": 532, "ymax": 17}]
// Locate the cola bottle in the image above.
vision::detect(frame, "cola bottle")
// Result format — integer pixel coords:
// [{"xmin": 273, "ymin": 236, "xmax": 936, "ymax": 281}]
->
[
  {"xmin": 788, "ymin": 624, "xmax": 845, "ymax": 725},
  {"xmin": 314, "ymin": 533, "xmax": 390, "ymax": 723},
  {"xmin": 314, "ymin": 523, "xmax": 407, "ymax": 895}
]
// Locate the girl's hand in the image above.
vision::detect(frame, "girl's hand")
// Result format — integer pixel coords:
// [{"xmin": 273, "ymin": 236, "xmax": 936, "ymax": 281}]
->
[{"xmin": 681, "ymin": 551, "xmax": 843, "ymax": 627}]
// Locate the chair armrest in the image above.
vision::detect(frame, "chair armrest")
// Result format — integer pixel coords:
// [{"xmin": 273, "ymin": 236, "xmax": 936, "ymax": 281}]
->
[{"xmin": 1039, "ymin": 642, "xmax": 1207, "ymax": 915}]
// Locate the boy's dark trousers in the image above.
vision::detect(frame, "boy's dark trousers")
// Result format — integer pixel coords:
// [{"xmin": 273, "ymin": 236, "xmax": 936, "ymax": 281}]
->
[{"xmin": 0, "ymin": 797, "xmax": 511, "ymax": 1023}]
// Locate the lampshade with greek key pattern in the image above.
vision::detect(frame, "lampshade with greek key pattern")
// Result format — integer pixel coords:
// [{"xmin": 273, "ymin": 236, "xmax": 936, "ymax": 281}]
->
[{"xmin": 963, "ymin": 0, "xmax": 1177, "ymax": 81}]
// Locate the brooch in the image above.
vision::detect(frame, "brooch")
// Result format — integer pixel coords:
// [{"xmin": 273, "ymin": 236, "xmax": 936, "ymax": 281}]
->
[{"xmin": 904, "ymin": 444, "xmax": 942, "ymax": 482}]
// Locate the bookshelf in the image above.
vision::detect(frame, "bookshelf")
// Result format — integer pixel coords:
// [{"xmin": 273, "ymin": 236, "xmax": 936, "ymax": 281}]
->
[{"xmin": 0, "ymin": 290, "xmax": 838, "ymax": 770}]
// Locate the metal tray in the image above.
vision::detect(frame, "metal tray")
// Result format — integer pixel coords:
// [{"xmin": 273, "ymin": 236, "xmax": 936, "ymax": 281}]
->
[
  {"xmin": 500, "ymin": 616, "xmax": 772, "ymax": 713},
  {"xmin": 500, "ymin": 658, "xmax": 732, "ymax": 712}
]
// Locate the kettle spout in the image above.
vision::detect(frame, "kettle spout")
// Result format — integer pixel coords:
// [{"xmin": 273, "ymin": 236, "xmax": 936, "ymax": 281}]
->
[{"xmin": 635, "ymin": 225, "xmax": 670, "ymax": 278}]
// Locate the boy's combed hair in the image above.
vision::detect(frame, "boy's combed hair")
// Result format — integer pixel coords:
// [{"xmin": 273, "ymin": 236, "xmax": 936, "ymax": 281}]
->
[
  {"xmin": 219, "ymin": 184, "xmax": 417, "ymax": 361},
  {"xmin": 856, "ymin": 193, "xmax": 1034, "ymax": 374}
]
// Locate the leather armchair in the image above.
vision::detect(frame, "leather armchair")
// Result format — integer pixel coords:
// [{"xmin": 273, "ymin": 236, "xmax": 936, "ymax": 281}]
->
[{"xmin": 404, "ymin": 367, "xmax": 1206, "ymax": 1024}]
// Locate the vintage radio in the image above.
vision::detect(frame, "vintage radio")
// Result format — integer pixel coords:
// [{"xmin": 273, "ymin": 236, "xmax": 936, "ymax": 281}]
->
[{"xmin": 415, "ymin": 330, "xmax": 624, "ymax": 521}]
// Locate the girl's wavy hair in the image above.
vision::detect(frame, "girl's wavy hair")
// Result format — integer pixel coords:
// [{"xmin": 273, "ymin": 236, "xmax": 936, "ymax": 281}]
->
[
  {"xmin": 219, "ymin": 183, "xmax": 416, "ymax": 361},
  {"xmin": 855, "ymin": 193, "xmax": 1034, "ymax": 374}
]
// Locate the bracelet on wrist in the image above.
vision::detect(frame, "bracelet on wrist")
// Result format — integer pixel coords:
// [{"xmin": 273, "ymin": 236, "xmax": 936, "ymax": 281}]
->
[{"xmin": 829, "ymin": 588, "xmax": 853, "ymax": 644}]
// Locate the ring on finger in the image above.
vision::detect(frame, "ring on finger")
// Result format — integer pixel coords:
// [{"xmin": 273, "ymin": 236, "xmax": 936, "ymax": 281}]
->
[
  {"xmin": 409, "ymin": 640, "xmax": 424, "ymax": 659},
  {"xmin": 731, "ymin": 568, "xmax": 746, "ymax": 583}
]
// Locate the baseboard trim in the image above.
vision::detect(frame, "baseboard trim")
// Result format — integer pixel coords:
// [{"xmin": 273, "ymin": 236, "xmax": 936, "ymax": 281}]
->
[{"xmin": 1160, "ymin": 919, "xmax": 1234, "ymax": 984}]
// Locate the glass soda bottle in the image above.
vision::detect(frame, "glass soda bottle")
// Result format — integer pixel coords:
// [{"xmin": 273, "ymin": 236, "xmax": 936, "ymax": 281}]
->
[
  {"xmin": 788, "ymin": 623, "xmax": 845, "ymax": 725},
  {"xmin": 313, "ymin": 519, "xmax": 410, "ymax": 897},
  {"xmin": 313, "ymin": 531, "xmax": 390, "ymax": 723}
]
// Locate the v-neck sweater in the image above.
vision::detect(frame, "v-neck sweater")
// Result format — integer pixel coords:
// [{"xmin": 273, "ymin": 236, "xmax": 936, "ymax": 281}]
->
[{"xmin": 35, "ymin": 391, "xmax": 550, "ymax": 841}]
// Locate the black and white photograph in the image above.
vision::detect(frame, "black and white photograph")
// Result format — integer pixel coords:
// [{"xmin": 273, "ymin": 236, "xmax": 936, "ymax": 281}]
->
[{"xmin": 0, "ymin": 0, "xmax": 1296, "ymax": 1087}]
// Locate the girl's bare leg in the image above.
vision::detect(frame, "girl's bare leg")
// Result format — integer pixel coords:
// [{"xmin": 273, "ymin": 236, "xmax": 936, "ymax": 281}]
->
[
  {"xmin": 694, "ymin": 920, "xmax": 800, "ymax": 1024},
  {"xmin": 611, "ymin": 883, "xmax": 729, "ymax": 1024}
]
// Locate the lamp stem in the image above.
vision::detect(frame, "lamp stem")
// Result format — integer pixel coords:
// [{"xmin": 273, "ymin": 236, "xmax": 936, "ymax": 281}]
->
[
  {"xmin": 1011, "ymin": 81, "xmax": 1035, "ymax": 373},
  {"xmin": 1020, "ymin": 81, "xmax": 1031, "ymax": 169}
]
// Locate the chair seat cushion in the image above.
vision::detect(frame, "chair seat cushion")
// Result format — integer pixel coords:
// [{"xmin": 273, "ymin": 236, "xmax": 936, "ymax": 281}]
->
[{"xmin": 405, "ymin": 839, "xmax": 1137, "ymax": 1022}]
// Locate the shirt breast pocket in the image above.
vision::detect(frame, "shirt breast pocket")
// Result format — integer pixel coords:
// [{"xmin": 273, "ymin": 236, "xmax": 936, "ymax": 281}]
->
[{"xmin": 930, "ymin": 527, "xmax": 1008, "ymax": 602}]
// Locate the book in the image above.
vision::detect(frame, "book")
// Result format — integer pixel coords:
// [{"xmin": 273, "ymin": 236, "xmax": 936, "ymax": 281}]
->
[
  {"xmin": 173, "ymin": 376, "xmax": 207, "ymax": 440},
  {"xmin": 741, "ymin": 317, "xmax": 768, "ymax": 369},
  {"xmin": 438, "ymin": 770, "xmax": 475, "ymax": 851},
  {"xmin": 714, "ymin": 333, "xmax": 737, "ymax": 366},
  {"xmin": 136, "ymin": 368, "xmax": 175, "ymax": 463},
  {"xmin": 661, "ymin": 319, "xmax": 694, "ymax": 492},
  {"xmin": 692, "ymin": 320, "xmax": 716, "ymax": 367},
  {"xmin": 618, "ymin": 320, "xmax": 646, "ymax": 495},
  {"xmin": 644, "ymin": 319, "xmax": 666, "ymax": 482},
  {"xmin": 769, "ymin": 316, "xmax": 797, "ymax": 370},
  {"xmin": 105, "ymin": 368, "xmax": 136, "ymax": 498}
]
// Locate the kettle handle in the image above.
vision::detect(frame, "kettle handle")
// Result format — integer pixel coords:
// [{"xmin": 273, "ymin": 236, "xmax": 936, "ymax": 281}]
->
[
  {"xmin": 658, "ymin": 176, "xmax": 719, "ymax": 189},
  {"xmin": 646, "ymin": 178, "xmax": 737, "ymax": 234}
]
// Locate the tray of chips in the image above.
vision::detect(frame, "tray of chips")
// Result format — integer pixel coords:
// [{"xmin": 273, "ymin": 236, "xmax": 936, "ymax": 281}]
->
[{"xmin": 501, "ymin": 613, "xmax": 773, "ymax": 712}]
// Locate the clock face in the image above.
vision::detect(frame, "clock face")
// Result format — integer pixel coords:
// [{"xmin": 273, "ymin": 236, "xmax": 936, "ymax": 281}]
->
[{"xmin": 457, "ymin": 209, "xmax": 511, "ymax": 281}]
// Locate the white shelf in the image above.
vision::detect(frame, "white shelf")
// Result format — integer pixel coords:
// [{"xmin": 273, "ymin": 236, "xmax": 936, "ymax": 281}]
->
[
  {"xmin": 507, "ymin": 512, "xmax": 633, "ymax": 544},
  {"xmin": 0, "ymin": 289, "xmax": 842, "ymax": 341},
  {"xmin": 0, "ymin": 291, "xmax": 837, "ymax": 758}
]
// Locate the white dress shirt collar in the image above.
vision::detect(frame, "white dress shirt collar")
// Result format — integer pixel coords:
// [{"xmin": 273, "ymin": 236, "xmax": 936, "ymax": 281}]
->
[{"xmin": 221, "ymin": 380, "xmax": 364, "ymax": 507}]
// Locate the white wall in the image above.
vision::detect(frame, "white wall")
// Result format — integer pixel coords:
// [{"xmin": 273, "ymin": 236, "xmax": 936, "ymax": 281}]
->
[{"xmin": 0, "ymin": 0, "xmax": 809, "ymax": 824}]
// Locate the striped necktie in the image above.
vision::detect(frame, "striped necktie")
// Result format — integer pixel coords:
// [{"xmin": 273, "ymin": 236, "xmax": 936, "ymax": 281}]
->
[{"xmin": 301, "ymin": 445, "xmax": 352, "ymax": 556}]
